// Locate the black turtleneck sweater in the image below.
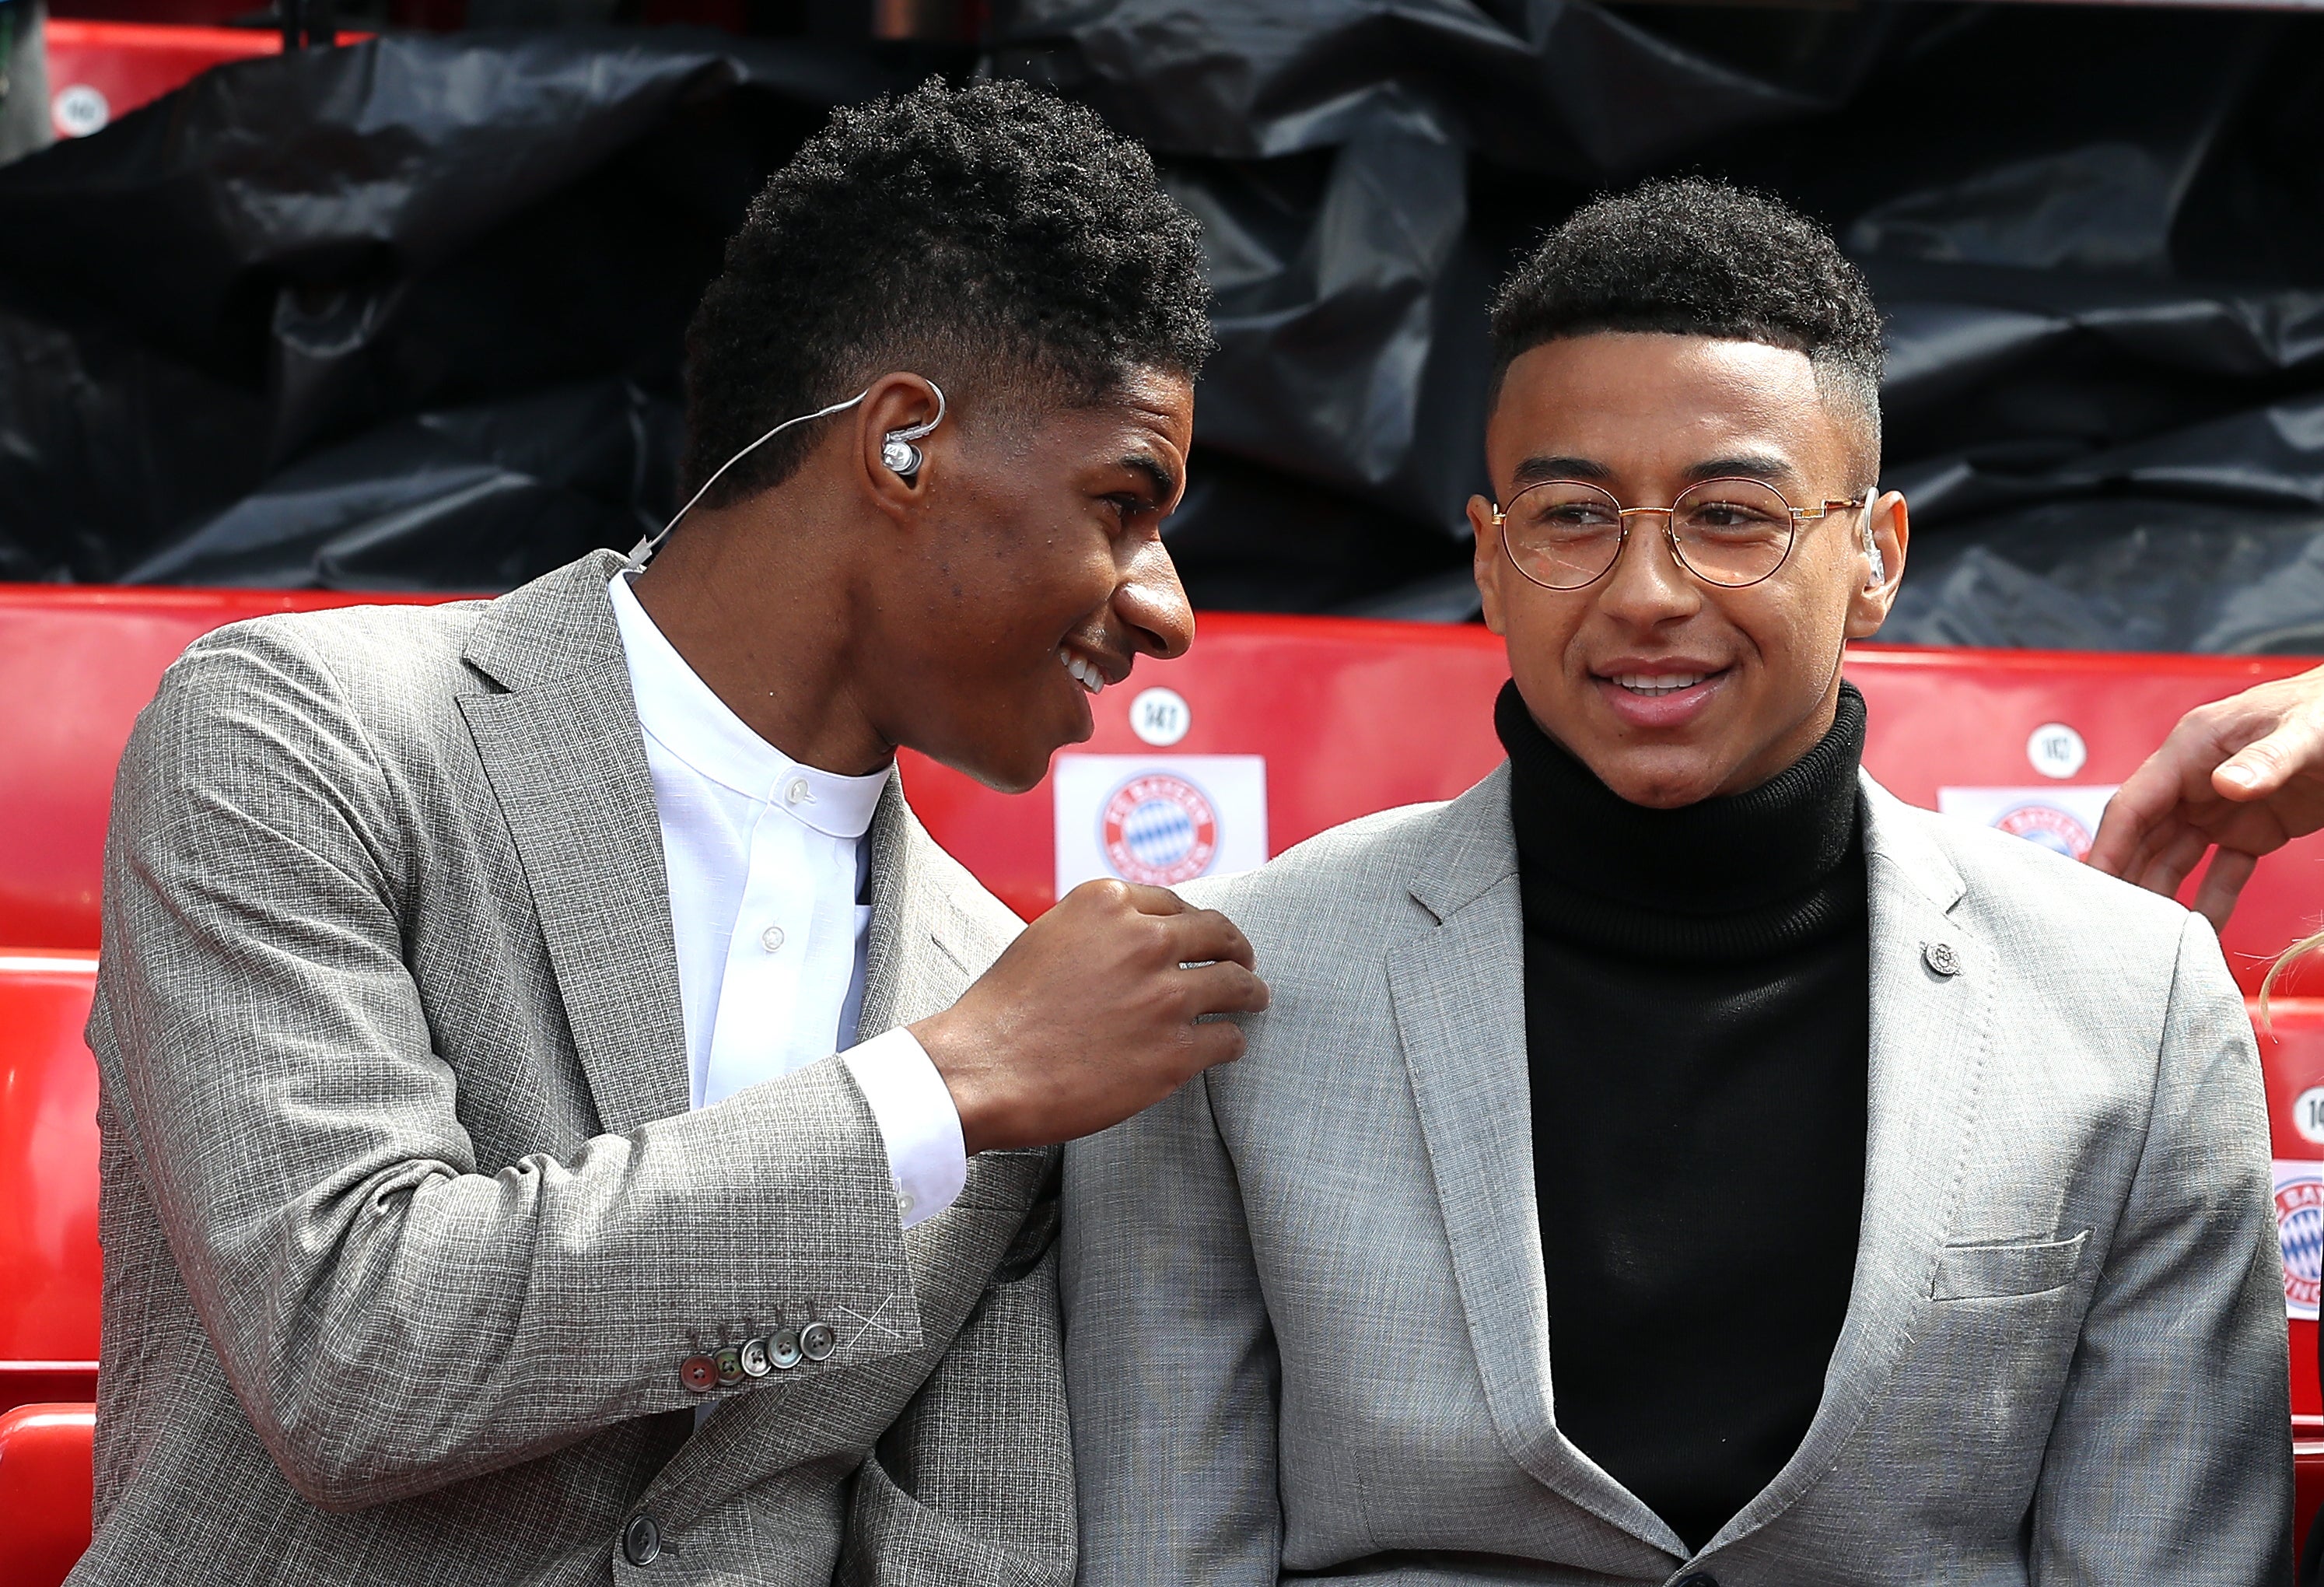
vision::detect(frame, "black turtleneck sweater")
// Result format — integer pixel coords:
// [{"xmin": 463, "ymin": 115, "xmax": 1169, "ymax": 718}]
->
[{"xmin": 1496, "ymin": 681, "xmax": 1871, "ymax": 1555}]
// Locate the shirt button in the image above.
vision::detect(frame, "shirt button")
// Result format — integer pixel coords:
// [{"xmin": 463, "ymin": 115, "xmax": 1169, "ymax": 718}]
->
[
  {"xmin": 783, "ymin": 776, "xmax": 813, "ymax": 807},
  {"xmin": 621, "ymin": 1512, "xmax": 661, "ymax": 1566},
  {"xmin": 679, "ymin": 1354, "xmax": 718, "ymax": 1393},
  {"xmin": 898, "ymin": 1191, "xmax": 916, "ymax": 1220},
  {"xmin": 800, "ymin": 1321, "xmax": 837, "ymax": 1363},
  {"xmin": 761, "ymin": 925, "xmax": 785, "ymax": 952}
]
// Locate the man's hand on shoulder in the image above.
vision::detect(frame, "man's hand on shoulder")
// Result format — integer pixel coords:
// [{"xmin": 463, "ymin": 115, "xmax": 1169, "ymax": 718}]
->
[
  {"xmin": 2088, "ymin": 662, "xmax": 2324, "ymax": 928},
  {"xmin": 911, "ymin": 880, "xmax": 1269, "ymax": 1154}
]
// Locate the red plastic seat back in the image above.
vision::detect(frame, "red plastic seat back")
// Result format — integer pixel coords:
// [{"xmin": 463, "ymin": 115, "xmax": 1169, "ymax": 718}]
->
[
  {"xmin": 0, "ymin": 586, "xmax": 451, "ymax": 951},
  {"xmin": 2263, "ymin": 1001, "xmax": 2324, "ymax": 1433},
  {"xmin": 2262, "ymin": 1000, "xmax": 2324, "ymax": 1560},
  {"xmin": 0, "ymin": 1403, "xmax": 93, "ymax": 1586},
  {"xmin": 7, "ymin": 586, "xmax": 2322, "ymax": 979},
  {"xmin": 41, "ymin": 20, "xmax": 278, "ymax": 138},
  {"xmin": 40, "ymin": 21, "xmax": 379, "ymax": 140},
  {"xmin": 1847, "ymin": 647, "xmax": 2324, "ymax": 999},
  {"xmin": 0, "ymin": 955, "xmax": 101, "ymax": 1410}
]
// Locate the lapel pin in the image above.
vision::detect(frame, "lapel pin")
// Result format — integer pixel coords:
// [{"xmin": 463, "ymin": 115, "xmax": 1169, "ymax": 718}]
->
[{"xmin": 1923, "ymin": 941, "xmax": 1960, "ymax": 977}]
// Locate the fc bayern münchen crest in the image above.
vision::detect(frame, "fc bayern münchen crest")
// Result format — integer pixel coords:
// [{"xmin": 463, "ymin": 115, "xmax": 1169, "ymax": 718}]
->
[
  {"xmin": 2279, "ymin": 1177, "xmax": 2323, "ymax": 1314},
  {"xmin": 1101, "ymin": 772, "xmax": 1220, "ymax": 886},
  {"xmin": 1995, "ymin": 801, "xmax": 2094, "ymax": 860}
]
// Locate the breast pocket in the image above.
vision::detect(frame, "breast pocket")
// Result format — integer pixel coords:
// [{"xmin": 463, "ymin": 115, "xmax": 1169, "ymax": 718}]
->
[{"xmin": 1931, "ymin": 1229, "xmax": 2090, "ymax": 1301}]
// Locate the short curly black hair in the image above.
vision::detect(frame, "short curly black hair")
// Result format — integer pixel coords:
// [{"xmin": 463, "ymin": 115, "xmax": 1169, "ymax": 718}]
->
[
  {"xmin": 680, "ymin": 77, "xmax": 1214, "ymax": 507},
  {"xmin": 1490, "ymin": 177, "xmax": 1884, "ymax": 484}
]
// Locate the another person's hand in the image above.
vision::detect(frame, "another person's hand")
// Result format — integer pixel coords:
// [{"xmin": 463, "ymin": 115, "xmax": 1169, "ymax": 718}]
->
[
  {"xmin": 912, "ymin": 880, "xmax": 1269, "ymax": 1154},
  {"xmin": 2087, "ymin": 662, "xmax": 2324, "ymax": 929}
]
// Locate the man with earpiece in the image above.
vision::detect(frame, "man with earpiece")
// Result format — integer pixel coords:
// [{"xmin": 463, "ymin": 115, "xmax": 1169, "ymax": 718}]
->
[{"xmin": 74, "ymin": 79, "xmax": 1263, "ymax": 1586}]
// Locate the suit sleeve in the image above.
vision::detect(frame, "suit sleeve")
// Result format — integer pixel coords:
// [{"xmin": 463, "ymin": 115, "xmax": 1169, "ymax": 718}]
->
[
  {"xmin": 1061, "ymin": 1067, "xmax": 1283, "ymax": 1586},
  {"xmin": 839, "ymin": 1177, "xmax": 1076, "ymax": 1587},
  {"xmin": 2030, "ymin": 912, "xmax": 2292, "ymax": 1584},
  {"xmin": 93, "ymin": 625, "xmax": 925, "ymax": 1511}
]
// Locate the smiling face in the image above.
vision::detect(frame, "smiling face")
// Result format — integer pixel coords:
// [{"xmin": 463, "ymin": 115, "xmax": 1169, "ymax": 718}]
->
[
  {"xmin": 866, "ymin": 365, "xmax": 1197, "ymax": 793},
  {"xmin": 1468, "ymin": 333, "xmax": 1908, "ymax": 808}
]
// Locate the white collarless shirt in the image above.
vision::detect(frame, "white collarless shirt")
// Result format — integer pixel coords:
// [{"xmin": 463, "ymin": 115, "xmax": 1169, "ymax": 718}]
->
[{"xmin": 607, "ymin": 572, "xmax": 966, "ymax": 1229}]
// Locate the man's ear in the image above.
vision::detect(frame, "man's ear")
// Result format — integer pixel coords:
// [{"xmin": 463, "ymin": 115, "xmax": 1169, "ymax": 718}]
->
[
  {"xmin": 1844, "ymin": 491, "xmax": 1909, "ymax": 640},
  {"xmin": 1468, "ymin": 493, "xmax": 1510, "ymax": 636},
  {"xmin": 857, "ymin": 373, "xmax": 946, "ymax": 520}
]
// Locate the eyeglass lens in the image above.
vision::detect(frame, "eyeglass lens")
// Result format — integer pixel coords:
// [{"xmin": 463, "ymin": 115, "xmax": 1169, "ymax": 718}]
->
[{"xmin": 1500, "ymin": 478, "xmax": 1798, "ymax": 590}]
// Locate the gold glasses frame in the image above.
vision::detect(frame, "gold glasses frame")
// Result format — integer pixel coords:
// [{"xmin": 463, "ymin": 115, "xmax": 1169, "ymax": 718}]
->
[{"xmin": 1491, "ymin": 477, "xmax": 1869, "ymax": 592}]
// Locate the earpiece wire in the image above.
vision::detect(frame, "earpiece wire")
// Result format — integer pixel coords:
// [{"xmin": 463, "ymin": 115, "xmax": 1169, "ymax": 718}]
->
[
  {"xmin": 626, "ymin": 381, "xmax": 950, "ymax": 567},
  {"xmin": 627, "ymin": 391, "xmax": 869, "ymax": 567}
]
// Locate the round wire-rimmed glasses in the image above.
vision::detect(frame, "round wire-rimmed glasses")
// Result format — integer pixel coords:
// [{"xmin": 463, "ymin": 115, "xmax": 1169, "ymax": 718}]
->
[{"xmin": 1492, "ymin": 477, "xmax": 1867, "ymax": 591}]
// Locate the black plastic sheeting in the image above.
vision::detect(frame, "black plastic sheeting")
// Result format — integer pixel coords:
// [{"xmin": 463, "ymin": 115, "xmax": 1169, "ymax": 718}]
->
[
  {"xmin": 0, "ymin": 30, "xmax": 896, "ymax": 584},
  {"xmin": 5, "ymin": 4, "xmax": 2324, "ymax": 653},
  {"xmin": 997, "ymin": 0, "xmax": 2324, "ymax": 643}
]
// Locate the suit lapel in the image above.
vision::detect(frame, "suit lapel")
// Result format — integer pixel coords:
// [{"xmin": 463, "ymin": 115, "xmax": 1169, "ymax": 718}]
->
[
  {"xmin": 854, "ymin": 776, "xmax": 970, "ymax": 1041},
  {"xmin": 1388, "ymin": 766, "xmax": 1682, "ymax": 1554},
  {"xmin": 1705, "ymin": 775, "xmax": 1993, "ymax": 1553},
  {"xmin": 457, "ymin": 551, "xmax": 691, "ymax": 1136}
]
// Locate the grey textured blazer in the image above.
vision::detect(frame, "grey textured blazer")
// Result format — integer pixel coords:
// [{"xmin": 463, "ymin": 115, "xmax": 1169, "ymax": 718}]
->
[
  {"xmin": 79, "ymin": 551, "xmax": 1068, "ymax": 1585},
  {"xmin": 1063, "ymin": 763, "xmax": 2291, "ymax": 1585}
]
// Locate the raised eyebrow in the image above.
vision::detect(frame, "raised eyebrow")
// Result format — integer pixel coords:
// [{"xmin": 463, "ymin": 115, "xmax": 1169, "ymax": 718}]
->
[{"xmin": 1511, "ymin": 454, "xmax": 1610, "ymax": 487}]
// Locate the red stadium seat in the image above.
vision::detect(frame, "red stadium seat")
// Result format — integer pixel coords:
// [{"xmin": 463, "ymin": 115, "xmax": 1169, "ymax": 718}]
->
[
  {"xmin": 2263, "ymin": 1000, "xmax": 2324, "ymax": 1502},
  {"xmin": 5, "ymin": 581, "xmax": 2322, "ymax": 977},
  {"xmin": 0, "ymin": 1403, "xmax": 94, "ymax": 1586},
  {"xmin": 0, "ymin": 585, "xmax": 451, "ymax": 953},
  {"xmin": 40, "ymin": 21, "xmax": 374, "ymax": 141},
  {"xmin": 0, "ymin": 953, "xmax": 101, "ymax": 1412},
  {"xmin": 41, "ymin": 20, "xmax": 277, "ymax": 138}
]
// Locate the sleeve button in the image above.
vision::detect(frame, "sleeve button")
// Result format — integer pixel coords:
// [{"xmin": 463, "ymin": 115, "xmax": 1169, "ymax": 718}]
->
[
  {"xmin": 769, "ymin": 1326, "xmax": 803, "ymax": 1369},
  {"xmin": 679, "ymin": 1354, "xmax": 719, "ymax": 1393},
  {"xmin": 739, "ymin": 1337, "xmax": 772, "ymax": 1378},
  {"xmin": 800, "ymin": 1321, "xmax": 837, "ymax": 1363},
  {"xmin": 713, "ymin": 1347, "xmax": 744, "ymax": 1386}
]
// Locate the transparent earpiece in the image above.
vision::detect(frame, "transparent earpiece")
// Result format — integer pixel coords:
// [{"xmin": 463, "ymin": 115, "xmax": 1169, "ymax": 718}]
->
[{"xmin": 880, "ymin": 391, "xmax": 946, "ymax": 484}]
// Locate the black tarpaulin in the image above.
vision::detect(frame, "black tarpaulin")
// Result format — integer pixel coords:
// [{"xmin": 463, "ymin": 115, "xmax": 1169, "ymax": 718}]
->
[
  {"xmin": 0, "ymin": 29, "xmax": 898, "ymax": 581},
  {"xmin": 5, "ymin": 2, "xmax": 2324, "ymax": 653},
  {"xmin": 997, "ymin": 0, "xmax": 2324, "ymax": 639}
]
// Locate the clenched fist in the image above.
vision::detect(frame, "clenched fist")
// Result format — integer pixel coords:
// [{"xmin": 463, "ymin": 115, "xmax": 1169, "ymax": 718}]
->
[{"xmin": 912, "ymin": 879, "xmax": 1269, "ymax": 1154}]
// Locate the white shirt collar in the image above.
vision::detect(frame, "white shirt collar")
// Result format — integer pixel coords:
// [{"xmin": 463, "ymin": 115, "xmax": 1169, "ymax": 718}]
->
[{"xmin": 607, "ymin": 572, "xmax": 889, "ymax": 839}]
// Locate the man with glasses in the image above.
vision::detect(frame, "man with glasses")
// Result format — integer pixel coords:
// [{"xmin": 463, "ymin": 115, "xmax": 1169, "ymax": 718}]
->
[{"xmin": 1062, "ymin": 178, "xmax": 2289, "ymax": 1584}]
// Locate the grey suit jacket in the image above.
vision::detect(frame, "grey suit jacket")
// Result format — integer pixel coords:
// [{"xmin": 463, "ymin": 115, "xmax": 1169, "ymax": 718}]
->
[
  {"xmin": 1063, "ymin": 763, "xmax": 2290, "ymax": 1585},
  {"xmin": 78, "ymin": 550, "xmax": 1069, "ymax": 1585}
]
